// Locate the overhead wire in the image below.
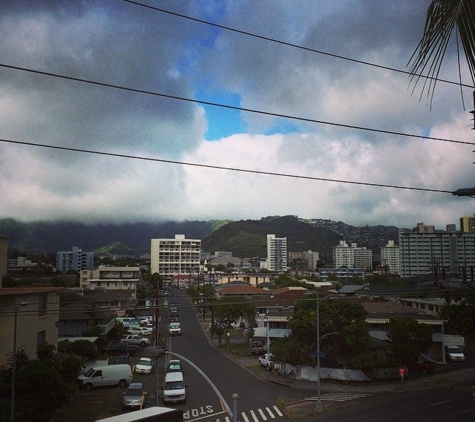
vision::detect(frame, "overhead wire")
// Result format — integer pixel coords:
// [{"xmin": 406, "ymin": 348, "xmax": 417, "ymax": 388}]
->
[
  {"xmin": 0, "ymin": 2, "xmax": 473, "ymax": 197},
  {"xmin": 120, "ymin": 0, "xmax": 474, "ymax": 90},
  {"xmin": 0, "ymin": 63, "xmax": 471, "ymax": 147},
  {"xmin": 0, "ymin": 137, "xmax": 454, "ymax": 194}
]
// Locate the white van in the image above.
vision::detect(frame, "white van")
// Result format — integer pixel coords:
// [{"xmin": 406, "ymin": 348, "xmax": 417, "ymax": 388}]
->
[
  {"xmin": 444, "ymin": 345, "xmax": 466, "ymax": 362},
  {"xmin": 77, "ymin": 364, "xmax": 133, "ymax": 391},
  {"xmin": 163, "ymin": 371, "xmax": 186, "ymax": 404}
]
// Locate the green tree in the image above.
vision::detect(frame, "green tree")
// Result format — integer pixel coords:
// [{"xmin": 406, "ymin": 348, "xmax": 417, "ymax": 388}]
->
[
  {"xmin": 387, "ymin": 317, "xmax": 433, "ymax": 364},
  {"xmin": 0, "ymin": 344, "xmax": 82, "ymax": 422},
  {"xmin": 215, "ymin": 296, "xmax": 256, "ymax": 328},
  {"xmin": 409, "ymin": 0, "xmax": 475, "ymax": 103},
  {"xmin": 439, "ymin": 293, "xmax": 475, "ymax": 337},
  {"xmin": 277, "ymin": 298, "xmax": 370, "ymax": 367}
]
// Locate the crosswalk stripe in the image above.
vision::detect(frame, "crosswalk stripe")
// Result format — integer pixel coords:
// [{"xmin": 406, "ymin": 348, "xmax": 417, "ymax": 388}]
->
[
  {"xmin": 273, "ymin": 406, "xmax": 283, "ymax": 417},
  {"xmin": 198, "ymin": 406, "xmax": 285, "ymax": 422},
  {"xmin": 249, "ymin": 409, "xmax": 259, "ymax": 422},
  {"xmin": 257, "ymin": 408, "xmax": 267, "ymax": 421},
  {"xmin": 265, "ymin": 407, "xmax": 275, "ymax": 419}
]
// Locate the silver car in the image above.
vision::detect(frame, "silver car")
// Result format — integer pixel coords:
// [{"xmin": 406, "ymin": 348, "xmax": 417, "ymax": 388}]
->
[{"xmin": 122, "ymin": 382, "xmax": 146, "ymax": 410}]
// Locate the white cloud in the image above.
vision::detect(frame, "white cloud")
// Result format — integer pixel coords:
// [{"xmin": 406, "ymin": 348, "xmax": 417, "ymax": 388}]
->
[{"xmin": 0, "ymin": 0, "xmax": 474, "ymax": 230}]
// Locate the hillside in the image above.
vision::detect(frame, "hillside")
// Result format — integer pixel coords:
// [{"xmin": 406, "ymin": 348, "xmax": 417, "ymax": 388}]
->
[
  {"xmin": 0, "ymin": 219, "xmax": 220, "ymax": 254},
  {"xmin": 0, "ymin": 216, "xmax": 400, "ymax": 258},
  {"xmin": 202, "ymin": 215, "xmax": 343, "ymax": 258}
]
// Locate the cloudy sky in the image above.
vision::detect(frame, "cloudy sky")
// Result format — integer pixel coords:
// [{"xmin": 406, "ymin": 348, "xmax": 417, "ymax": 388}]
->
[{"xmin": 1, "ymin": 0, "xmax": 474, "ymax": 229}]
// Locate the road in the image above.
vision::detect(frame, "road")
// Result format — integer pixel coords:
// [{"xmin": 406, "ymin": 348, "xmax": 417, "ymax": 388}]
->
[
  {"xmin": 311, "ymin": 381, "xmax": 475, "ymax": 422},
  {"xmin": 164, "ymin": 288, "xmax": 302, "ymax": 422}
]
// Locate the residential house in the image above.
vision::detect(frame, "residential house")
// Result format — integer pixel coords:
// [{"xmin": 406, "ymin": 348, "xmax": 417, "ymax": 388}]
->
[
  {"xmin": 216, "ymin": 273, "xmax": 272, "ymax": 287},
  {"xmin": 362, "ymin": 300, "xmax": 445, "ymax": 362},
  {"xmin": 253, "ymin": 286, "xmax": 310, "ymax": 344},
  {"xmin": 215, "ymin": 283, "xmax": 267, "ymax": 299},
  {"xmin": 0, "ymin": 287, "xmax": 60, "ymax": 366}
]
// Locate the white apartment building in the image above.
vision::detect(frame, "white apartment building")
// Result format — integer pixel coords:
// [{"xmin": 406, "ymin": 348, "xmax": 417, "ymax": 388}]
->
[
  {"xmin": 267, "ymin": 234, "xmax": 287, "ymax": 272},
  {"xmin": 80, "ymin": 266, "xmax": 141, "ymax": 295},
  {"xmin": 399, "ymin": 223, "xmax": 475, "ymax": 278},
  {"xmin": 333, "ymin": 241, "xmax": 373, "ymax": 270},
  {"xmin": 56, "ymin": 246, "xmax": 94, "ymax": 274},
  {"xmin": 150, "ymin": 234, "xmax": 201, "ymax": 276},
  {"xmin": 381, "ymin": 240, "xmax": 400, "ymax": 275}
]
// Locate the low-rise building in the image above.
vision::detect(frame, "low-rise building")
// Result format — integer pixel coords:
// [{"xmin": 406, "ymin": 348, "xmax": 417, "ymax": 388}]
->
[
  {"xmin": 0, "ymin": 287, "xmax": 60, "ymax": 366},
  {"xmin": 80, "ymin": 266, "xmax": 141, "ymax": 297}
]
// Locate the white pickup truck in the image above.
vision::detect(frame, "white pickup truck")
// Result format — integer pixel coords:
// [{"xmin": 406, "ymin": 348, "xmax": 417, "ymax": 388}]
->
[{"xmin": 120, "ymin": 334, "xmax": 150, "ymax": 347}]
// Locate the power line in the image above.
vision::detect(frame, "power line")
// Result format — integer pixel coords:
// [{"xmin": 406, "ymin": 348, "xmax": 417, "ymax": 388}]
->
[
  {"xmin": 0, "ymin": 63, "xmax": 472, "ymax": 147},
  {"xmin": 120, "ymin": 0, "xmax": 474, "ymax": 90},
  {"xmin": 0, "ymin": 137, "xmax": 454, "ymax": 194}
]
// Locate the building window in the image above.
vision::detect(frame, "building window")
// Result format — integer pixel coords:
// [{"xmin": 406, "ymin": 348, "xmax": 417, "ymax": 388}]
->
[
  {"xmin": 37, "ymin": 330, "xmax": 46, "ymax": 347},
  {"xmin": 38, "ymin": 293, "xmax": 47, "ymax": 317}
]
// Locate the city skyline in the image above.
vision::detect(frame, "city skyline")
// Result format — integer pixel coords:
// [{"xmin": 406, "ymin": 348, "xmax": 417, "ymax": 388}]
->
[{"xmin": 1, "ymin": 1, "xmax": 474, "ymax": 228}]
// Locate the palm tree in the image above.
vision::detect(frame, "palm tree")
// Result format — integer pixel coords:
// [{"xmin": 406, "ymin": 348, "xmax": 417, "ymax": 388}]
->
[{"xmin": 408, "ymin": 0, "xmax": 475, "ymax": 104}]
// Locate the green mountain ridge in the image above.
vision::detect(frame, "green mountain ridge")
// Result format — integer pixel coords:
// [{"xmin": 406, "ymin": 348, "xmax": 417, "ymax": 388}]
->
[{"xmin": 0, "ymin": 216, "xmax": 400, "ymax": 258}]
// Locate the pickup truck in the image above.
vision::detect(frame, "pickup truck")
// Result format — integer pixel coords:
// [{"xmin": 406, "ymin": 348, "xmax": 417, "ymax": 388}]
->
[
  {"xmin": 258, "ymin": 353, "xmax": 274, "ymax": 370},
  {"xmin": 120, "ymin": 334, "xmax": 151, "ymax": 347}
]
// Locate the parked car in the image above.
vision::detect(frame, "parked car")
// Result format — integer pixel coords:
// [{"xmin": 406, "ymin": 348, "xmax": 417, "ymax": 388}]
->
[
  {"xmin": 137, "ymin": 316, "xmax": 152, "ymax": 326},
  {"xmin": 408, "ymin": 360, "xmax": 436, "ymax": 373},
  {"xmin": 120, "ymin": 334, "xmax": 151, "ymax": 347},
  {"xmin": 445, "ymin": 345, "xmax": 466, "ymax": 362},
  {"xmin": 134, "ymin": 357, "xmax": 153, "ymax": 375},
  {"xmin": 128, "ymin": 326, "xmax": 153, "ymax": 336},
  {"xmin": 122, "ymin": 382, "xmax": 147, "ymax": 410},
  {"xmin": 166, "ymin": 359, "xmax": 183, "ymax": 374},
  {"xmin": 169, "ymin": 322, "xmax": 181, "ymax": 336},
  {"xmin": 250, "ymin": 341, "xmax": 264, "ymax": 355},
  {"xmin": 103, "ymin": 342, "xmax": 139, "ymax": 356},
  {"xmin": 258, "ymin": 353, "xmax": 274, "ymax": 370},
  {"xmin": 110, "ymin": 355, "xmax": 131, "ymax": 365}
]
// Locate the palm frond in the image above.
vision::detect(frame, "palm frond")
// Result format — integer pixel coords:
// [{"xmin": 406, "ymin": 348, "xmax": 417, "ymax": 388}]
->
[{"xmin": 408, "ymin": 0, "xmax": 475, "ymax": 104}]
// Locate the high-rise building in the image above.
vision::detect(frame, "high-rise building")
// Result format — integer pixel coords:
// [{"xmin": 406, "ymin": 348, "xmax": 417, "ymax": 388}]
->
[
  {"xmin": 399, "ymin": 223, "xmax": 475, "ymax": 278},
  {"xmin": 460, "ymin": 214, "xmax": 475, "ymax": 233},
  {"xmin": 381, "ymin": 240, "xmax": 400, "ymax": 275},
  {"xmin": 288, "ymin": 250, "xmax": 320, "ymax": 271},
  {"xmin": 56, "ymin": 246, "xmax": 94, "ymax": 274},
  {"xmin": 267, "ymin": 234, "xmax": 287, "ymax": 271},
  {"xmin": 150, "ymin": 234, "xmax": 201, "ymax": 276},
  {"xmin": 333, "ymin": 241, "xmax": 373, "ymax": 270}
]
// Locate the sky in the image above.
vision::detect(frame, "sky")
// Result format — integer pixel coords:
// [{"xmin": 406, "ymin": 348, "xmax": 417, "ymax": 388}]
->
[{"xmin": 1, "ymin": 0, "xmax": 475, "ymax": 230}]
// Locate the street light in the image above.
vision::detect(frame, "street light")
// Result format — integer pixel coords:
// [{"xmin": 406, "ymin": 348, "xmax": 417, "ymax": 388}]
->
[
  {"xmin": 11, "ymin": 300, "xmax": 27, "ymax": 422},
  {"xmin": 315, "ymin": 293, "xmax": 338, "ymax": 412}
]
